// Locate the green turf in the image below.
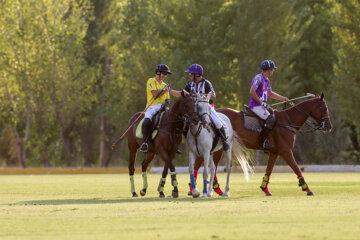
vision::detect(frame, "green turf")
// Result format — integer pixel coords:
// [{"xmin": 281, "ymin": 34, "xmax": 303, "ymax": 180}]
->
[{"xmin": 0, "ymin": 173, "xmax": 359, "ymax": 240}]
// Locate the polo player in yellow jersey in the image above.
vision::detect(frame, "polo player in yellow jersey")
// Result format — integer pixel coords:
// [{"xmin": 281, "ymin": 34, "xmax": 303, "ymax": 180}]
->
[{"xmin": 140, "ymin": 64, "xmax": 178, "ymax": 152}]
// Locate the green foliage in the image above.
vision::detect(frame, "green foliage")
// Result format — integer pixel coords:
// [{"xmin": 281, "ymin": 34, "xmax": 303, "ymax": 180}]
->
[{"xmin": 0, "ymin": 0, "xmax": 359, "ymax": 166}]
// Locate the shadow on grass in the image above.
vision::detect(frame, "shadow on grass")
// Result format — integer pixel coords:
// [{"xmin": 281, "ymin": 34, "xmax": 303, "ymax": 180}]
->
[{"xmin": 15, "ymin": 195, "xmax": 251, "ymax": 206}]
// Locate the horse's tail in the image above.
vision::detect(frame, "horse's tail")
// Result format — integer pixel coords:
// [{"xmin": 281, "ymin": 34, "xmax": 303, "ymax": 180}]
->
[{"xmin": 231, "ymin": 132, "xmax": 254, "ymax": 182}]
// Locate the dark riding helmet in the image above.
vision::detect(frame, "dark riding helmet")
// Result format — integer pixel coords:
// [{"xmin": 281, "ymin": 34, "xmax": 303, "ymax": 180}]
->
[
  {"xmin": 261, "ymin": 60, "xmax": 277, "ymax": 70},
  {"xmin": 155, "ymin": 64, "xmax": 171, "ymax": 74},
  {"xmin": 185, "ymin": 64, "xmax": 203, "ymax": 75}
]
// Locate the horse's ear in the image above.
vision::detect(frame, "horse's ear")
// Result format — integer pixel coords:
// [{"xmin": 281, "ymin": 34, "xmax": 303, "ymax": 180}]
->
[
  {"xmin": 181, "ymin": 90, "xmax": 185, "ymax": 98},
  {"xmin": 320, "ymin": 92, "xmax": 324, "ymax": 101}
]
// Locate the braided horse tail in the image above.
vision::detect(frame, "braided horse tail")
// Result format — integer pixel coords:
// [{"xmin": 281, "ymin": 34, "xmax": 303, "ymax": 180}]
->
[{"xmin": 232, "ymin": 132, "xmax": 254, "ymax": 182}]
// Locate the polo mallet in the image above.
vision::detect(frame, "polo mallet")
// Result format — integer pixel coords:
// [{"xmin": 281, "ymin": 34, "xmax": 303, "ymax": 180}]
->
[
  {"xmin": 111, "ymin": 85, "xmax": 168, "ymax": 150},
  {"xmin": 271, "ymin": 93, "xmax": 315, "ymax": 107}
]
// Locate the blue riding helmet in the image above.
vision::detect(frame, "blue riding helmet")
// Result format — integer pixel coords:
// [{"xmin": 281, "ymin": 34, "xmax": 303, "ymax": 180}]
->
[
  {"xmin": 261, "ymin": 60, "xmax": 277, "ymax": 70},
  {"xmin": 155, "ymin": 64, "xmax": 171, "ymax": 74},
  {"xmin": 185, "ymin": 64, "xmax": 203, "ymax": 75}
]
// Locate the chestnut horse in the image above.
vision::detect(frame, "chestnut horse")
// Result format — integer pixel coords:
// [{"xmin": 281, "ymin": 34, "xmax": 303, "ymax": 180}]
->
[
  {"xmin": 125, "ymin": 95, "xmax": 198, "ymax": 198},
  {"xmin": 192, "ymin": 93, "xmax": 332, "ymax": 196}
]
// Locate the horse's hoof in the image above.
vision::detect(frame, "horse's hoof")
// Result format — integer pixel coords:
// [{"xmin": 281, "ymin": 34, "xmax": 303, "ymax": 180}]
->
[
  {"xmin": 192, "ymin": 190, "xmax": 200, "ymax": 198},
  {"xmin": 187, "ymin": 191, "xmax": 192, "ymax": 196},
  {"xmin": 159, "ymin": 192, "xmax": 165, "ymax": 198},
  {"xmin": 265, "ymin": 193, "xmax": 272, "ymax": 196},
  {"xmin": 307, "ymin": 190, "xmax": 314, "ymax": 196},
  {"xmin": 222, "ymin": 192, "xmax": 229, "ymax": 197},
  {"xmin": 140, "ymin": 188, "xmax": 147, "ymax": 196},
  {"xmin": 172, "ymin": 190, "xmax": 179, "ymax": 198},
  {"xmin": 132, "ymin": 192, "xmax": 138, "ymax": 197},
  {"xmin": 201, "ymin": 194, "xmax": 208, "ymax": 198},
  {"xmin": 207, "ymin": 192, "xmax": 213, "ymax": 197}
]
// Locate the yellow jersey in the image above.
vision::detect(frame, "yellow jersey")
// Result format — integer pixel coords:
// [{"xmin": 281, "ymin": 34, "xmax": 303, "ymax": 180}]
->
[{"xmin": 146, "ymin": 77, "xmax": 170, "ymax": 108}]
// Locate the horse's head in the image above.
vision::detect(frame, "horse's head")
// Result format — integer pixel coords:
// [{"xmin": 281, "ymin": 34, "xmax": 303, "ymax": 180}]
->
[
  {"xmin": 195, "ymin": 93, "xmax": 211, "ymax": 128},
  {"xmin": 309, "ymin": 93, "xmax": 332, "ymax": 132},
  {"xmin": 177, "ymin": 91, "xmax": 199, "ymax": 124}
]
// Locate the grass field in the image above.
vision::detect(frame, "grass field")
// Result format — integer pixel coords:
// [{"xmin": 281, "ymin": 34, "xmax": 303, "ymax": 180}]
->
[{"xmin": 0, "ymin": 173, "xmax": 359, "ymax": 240}]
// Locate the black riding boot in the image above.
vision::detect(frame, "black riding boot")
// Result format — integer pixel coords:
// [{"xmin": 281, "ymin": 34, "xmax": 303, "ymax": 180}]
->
[
  {"xmin": 261, "ymin": 127, "xmax": 273, "ymax": 149},
  {"xmin": 217, "ymin": 126, "xmax": 230, "ymax": 151},
  {"xmin": 140, "ymin": 118, "xmax": 152, "ymax": 153}
]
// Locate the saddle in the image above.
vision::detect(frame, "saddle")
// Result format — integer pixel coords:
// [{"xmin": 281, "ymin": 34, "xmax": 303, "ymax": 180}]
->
[
  {"xmin": 242, "ymin": 105, "xmax": 275, "ymax": 132},
  {"xmin": 136, "ymin": 107, "xmax": 166, "ymax": 139}
]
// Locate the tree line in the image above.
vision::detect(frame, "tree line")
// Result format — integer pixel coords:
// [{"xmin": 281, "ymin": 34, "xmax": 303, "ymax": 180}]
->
[{"xmin": 0, "ymin": 0, "xmax": 359, "ymax": 167}]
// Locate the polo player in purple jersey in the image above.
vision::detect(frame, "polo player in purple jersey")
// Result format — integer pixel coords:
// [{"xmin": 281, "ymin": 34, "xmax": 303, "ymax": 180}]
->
[{"xmin": 249, "ymin": 60, "xmax": 289, "ymax": 149}]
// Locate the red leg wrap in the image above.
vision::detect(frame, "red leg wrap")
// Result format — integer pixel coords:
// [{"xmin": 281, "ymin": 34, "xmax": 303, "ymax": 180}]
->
[{"xmin": 213, "ymin": 174, "xmax": 223, "ymax": 195}]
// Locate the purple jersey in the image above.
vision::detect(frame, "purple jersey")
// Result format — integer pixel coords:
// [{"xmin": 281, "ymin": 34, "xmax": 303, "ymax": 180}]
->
[{"xmin": 249, "ymin": 73, "xmax": 272, "ymax": 109}]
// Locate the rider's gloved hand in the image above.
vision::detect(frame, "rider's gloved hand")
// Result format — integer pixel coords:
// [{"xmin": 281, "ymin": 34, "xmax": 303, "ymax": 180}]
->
[{"xmin": 261, "ymin": 102, "xmax": 270, "ymax": 109}]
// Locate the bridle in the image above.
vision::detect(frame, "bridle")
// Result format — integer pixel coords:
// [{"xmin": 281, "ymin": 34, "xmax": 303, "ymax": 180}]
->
[
  {"xmin": 282, "ymin": 98, "xmax": 330, "ymax": 133},
  {"xmin": 194, "ymin": 97, "xmax": 211, "ymax": 123},
  {"xmin": 162, "ymin": 97, "xmax": 199, "ymax": 135}
]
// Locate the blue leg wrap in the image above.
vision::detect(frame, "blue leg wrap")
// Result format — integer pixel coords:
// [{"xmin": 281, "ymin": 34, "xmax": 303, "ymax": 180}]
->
[
  {"xmin": 190, "ymin": 174, "xmax": 196, "ymax": 189},
  {"xmin": 203, "ymin": 180, "xmax": 209, "ymax": 194}
]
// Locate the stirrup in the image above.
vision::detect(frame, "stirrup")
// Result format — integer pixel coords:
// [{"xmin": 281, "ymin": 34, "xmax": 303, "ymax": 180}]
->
[
  {"xmin": 262, "ymin": 139, "xmax": 273, "ymax": 149},
  {"xmin": 140, "ymin": 142, "xmax": 148, "ymax": 153}
]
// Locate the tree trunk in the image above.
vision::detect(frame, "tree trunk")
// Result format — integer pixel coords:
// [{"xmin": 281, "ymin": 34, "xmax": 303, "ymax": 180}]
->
[
  {"xmin": 62, "ymin": 125, "xmax": 74, "ymax": 167},
  {"xmin": 14, "ymin": 130, "xmax": 25, "ymax": 168},
  {"xmin": 99, "ymin": 51, "xmax": 111, "ymax": 167}
]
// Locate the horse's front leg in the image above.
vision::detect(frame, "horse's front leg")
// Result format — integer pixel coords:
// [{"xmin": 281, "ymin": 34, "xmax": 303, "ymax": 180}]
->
[
  {"xmin": 168, "ymin": 159, "xmax": 179, "ymax": 198},
  {"xmin": 281, "ymin": 150, "xmax": 314, "ymax": 196},
  {"xmin": 260, "ymin": 152, "xmax": 278, "ymax": 196},
  {"xmin": 157, "ymin": 149, "xmax": 177, "ymax": 198},
  {"xmin": 202, "ymin": 152, "xmax": 211, "ymax": 198},
  {"xmin": 189, "ymin": 151, "xmax": 200, "ymax": 198},
  {"xmin": 157, "ymin": 160, "xmax": 169, "ymax": 198},
  {"xmin": 139, "ymin": 152, "xmax": 155, "ymax": 197},
  {"xmin": 188, "ymin": 157, "xmax": 203, "ymax": 196},
  {"xmin": 207, "ymin": 154, "xmax": 215, "ymax": 197}
]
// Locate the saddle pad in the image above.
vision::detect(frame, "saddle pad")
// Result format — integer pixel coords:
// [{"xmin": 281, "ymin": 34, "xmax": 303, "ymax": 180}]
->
[
  {"xmin": 244, "ymin": 115, "xmax": 262, "ymax": 132},
  {"xmin": 135, "ymin": 119, "xmax": 144, "ymax": 138},
  {"xmin": 135, "ymin": 112, "xmax": 165, "ymax": 139}
]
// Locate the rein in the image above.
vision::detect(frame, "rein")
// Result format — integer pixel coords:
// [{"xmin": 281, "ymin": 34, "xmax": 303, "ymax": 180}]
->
[
  {"xmin": 189, "ymin": 123, "xmax": 204, "ymax": 155},
  {"xmin": 158, "ymin": 97, "xmax": 198, "ymax": 139},
  {"xmin": 278, "ymin": 98, "xmax": 329, "ymax": 133}
]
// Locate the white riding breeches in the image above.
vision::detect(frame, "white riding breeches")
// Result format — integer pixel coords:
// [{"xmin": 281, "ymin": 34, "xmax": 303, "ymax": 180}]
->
[
  {"xmin": 210, "ymin": 106, "xmax": 223, "ymax": 129},
  {"xmin": 144, "ymin": 104, "xmax": 162, "ymax": 120},
  {"xmin": 251, "ymin": 106, "xmax": 270, "ymax": 120}
]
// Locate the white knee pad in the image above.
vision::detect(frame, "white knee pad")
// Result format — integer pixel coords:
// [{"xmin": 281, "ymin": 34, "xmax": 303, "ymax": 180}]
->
[{"xmin": 210, "ymin": 107, "xmax": 223, "ymax": 129}]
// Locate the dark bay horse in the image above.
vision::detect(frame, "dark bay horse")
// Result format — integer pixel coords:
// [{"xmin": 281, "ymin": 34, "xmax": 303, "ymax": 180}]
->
[
  {"xmin": 193, "ymin": 93, "xmax": 332, "ymax": 196},
  {"xmin": 125, "ymin": 94, "xmax": 198, "ymax": 198}
]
